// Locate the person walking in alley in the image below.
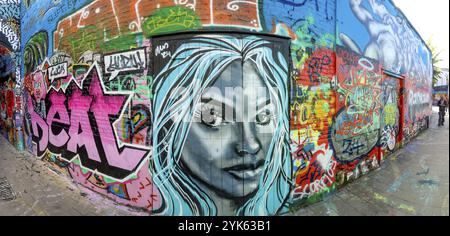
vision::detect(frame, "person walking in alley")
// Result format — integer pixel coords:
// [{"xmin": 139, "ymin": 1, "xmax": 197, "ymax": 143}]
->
[{"xmin": 437, "ymin": 97, "xmax": 448, "ymax": 126}]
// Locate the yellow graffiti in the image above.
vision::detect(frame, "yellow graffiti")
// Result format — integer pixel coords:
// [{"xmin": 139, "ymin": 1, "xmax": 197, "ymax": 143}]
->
[
  {"xmin": 291, "ymin": 85, "xmax": 335, "ymax": 131},
  {"xmin": 374, "ymin": 193, "xmax": 389, "ymax": 203},
  {"xmin": 384, "ymin": 104, "xmax": 397, "ymax": 126},
  {"xmin": 291, "ymin": 127, "xmax": 321, "ymax": 145},
  {"xmin": 398, "ymin": 204, "xmax": 416, "ymax": 214}
]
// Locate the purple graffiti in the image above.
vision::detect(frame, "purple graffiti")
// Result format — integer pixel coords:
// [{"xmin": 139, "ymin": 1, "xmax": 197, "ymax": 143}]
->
[{"xmin": 27, "ymin": 64, "xmax": 150, "ymax": 179}]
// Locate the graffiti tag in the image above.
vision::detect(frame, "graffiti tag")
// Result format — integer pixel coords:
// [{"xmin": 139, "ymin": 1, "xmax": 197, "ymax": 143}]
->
[
  {"xmin": 48, "ymin": 62, "xmax": 68, "ymax": 81},
  {"xmin": 155, "ymin": 43, "xmax": 171, "ymax": 59},
  {"xmin": 104, "ymin": 48, "xmax": 147, "ymax": 80}
]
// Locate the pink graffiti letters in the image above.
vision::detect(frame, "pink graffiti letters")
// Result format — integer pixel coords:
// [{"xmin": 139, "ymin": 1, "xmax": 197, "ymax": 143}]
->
[{"xmin": 27, "ymin": 63, "xmax": 150, "ymax": 180}]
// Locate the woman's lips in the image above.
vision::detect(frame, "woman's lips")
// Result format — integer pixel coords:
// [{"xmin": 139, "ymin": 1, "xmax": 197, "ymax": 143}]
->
[{"xmin": 223, "ymin": 159, "xmax": 265, "ymax": 180}]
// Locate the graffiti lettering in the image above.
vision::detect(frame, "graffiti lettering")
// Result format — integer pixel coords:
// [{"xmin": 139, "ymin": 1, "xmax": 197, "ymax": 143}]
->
[
  {"xmin": 48, "ymin": 62, "xmax": 68, "ymax": 81},
  {"xmin": 104, "ymin": 48, "xmax": 147, "ymax": 76},
  {"xmin": 155, "ymin": 43, "xmax": 171, "ymax": 59},
  {"xmin": 307, "ymin": 55, "xmax": 331, "ymax": 83},
  {"xmin": 342, "ymin": 138, "xmax": 365, "ymax": 156},
  {"xmin": 27, "ymin": 64, "xmax": 150, "ymax": 180}
]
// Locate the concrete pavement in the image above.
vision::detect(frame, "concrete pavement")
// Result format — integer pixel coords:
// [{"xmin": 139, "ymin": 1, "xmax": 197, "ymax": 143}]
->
[{"xmin": 0, "ymin": 137, "xmax": 148, "ymax": 216}]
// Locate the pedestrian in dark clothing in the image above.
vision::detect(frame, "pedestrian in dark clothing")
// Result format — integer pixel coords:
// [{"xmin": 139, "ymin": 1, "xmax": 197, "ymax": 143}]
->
[{"xmin": 437, "ymin": 97, "xmax": 447, "ymax": 126}]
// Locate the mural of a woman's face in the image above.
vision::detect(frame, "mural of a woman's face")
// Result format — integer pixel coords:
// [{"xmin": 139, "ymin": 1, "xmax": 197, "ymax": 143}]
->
[{"xmin": 181, "ymin": 60, "xmax": 276, "ymax": 198}]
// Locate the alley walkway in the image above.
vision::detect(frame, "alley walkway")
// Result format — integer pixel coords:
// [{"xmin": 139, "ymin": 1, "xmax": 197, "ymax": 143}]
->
[
  {"xmin": 291, "ymin": 108, "xmax": 449, "ymax": 216},
  {"xmin": 0, "ymin": 138, "xmax": 147, "ymax": 216}
]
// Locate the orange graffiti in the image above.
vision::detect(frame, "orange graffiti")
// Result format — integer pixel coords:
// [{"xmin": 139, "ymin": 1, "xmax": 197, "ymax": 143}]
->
[{"xmin": 54, "ymin": 0, "xmax": 261, "ymax": 52}]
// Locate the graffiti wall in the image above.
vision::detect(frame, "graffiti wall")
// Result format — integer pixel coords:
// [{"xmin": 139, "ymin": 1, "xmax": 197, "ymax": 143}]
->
[
  {"xmin": 0, "ymin": 0, "xmax": 22, "ymax": 150},
  {"xmin": 16, "ymin": 0, "xmax": 432, "ymax": 215},
  {"xmin": 333, "ymin": 46, "xmax": 383, "ymax": 184},
  {"xmin": 337, "ymin": 0, "xmax": 433, "ymax": 144}
]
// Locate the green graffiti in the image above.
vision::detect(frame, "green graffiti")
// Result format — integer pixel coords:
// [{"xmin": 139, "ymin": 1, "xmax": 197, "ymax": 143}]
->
[
  {"xmin": 291, "ymin": 14, "xmax": 335, "ymax": 69},
  {"xmin": 105, "ymin": 75, "xmax": 152, "ymax": 104},
  {"xmin": 142, "ymin": 6, "xmax": 201, "ymax": 37},
  {"xmin": 57, "ymin": 25, "xmax": 103, "ymax": 60},
  {"xmin": 57, "ymin": 26, "xmax": 144, "ymax": 60},
  {"xmin": 134, "ymin": 75, "xmax": 153, "ymax": 100},
  {"xmin": 100, "ymin": 34, "xmax": 140, "ymax": 53},
  {"xmin": 24, "ymin": 31, "xmax": 48, "ymax": 74},
  {"xmin": 105, "ymin": 74, "xmax": 137, "ymax": 92}
]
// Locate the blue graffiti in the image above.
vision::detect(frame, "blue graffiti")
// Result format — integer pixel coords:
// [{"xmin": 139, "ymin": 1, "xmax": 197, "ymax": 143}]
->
[
  {"xmin": 20, "ymin": 0, "xmax": 93, "ymax": 74},
  {"xmin": 342, "ymin": 138, "xmax": 365, "ymax": 156},
  {"xmin": 338, "ymin": 0, "xmax": 432, "ymax": 81},
  {"xmin": 262, "ymin": 0, "xmax": 333, "ymax": 32}
]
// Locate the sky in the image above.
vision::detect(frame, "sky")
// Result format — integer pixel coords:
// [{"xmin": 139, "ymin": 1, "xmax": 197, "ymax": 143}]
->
[{"xmin": 394, "ymin": 0, "xmax": 449, "ymax": 69}]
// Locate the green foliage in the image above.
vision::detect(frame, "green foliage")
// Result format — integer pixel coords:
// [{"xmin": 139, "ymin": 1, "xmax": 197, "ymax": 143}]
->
[{"xmin": 427, "ymin": 38, "xmax": 443, "ymax": 86}]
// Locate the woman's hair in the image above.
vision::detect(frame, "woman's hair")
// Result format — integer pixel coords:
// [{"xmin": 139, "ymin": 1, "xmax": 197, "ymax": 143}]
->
[{"xmin": 151, "ymin": 35, "xmax": 292, "ymax": 216}]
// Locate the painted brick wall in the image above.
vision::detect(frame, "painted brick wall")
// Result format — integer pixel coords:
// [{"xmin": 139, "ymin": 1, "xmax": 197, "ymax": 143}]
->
[
  {"xmin": 16, "ymin": 0, "xmax": 432, "ymax": 215},
  {"xmin": 1, "ymin": 0, "xmax": 22, "ymax": 151}
]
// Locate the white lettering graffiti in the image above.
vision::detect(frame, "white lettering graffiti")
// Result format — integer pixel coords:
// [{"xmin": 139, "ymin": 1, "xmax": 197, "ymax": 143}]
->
[
  {"xmin": 155, "ymin": 43, "xmax": 171, "ymax": 59},
  {"xmin": 0, "ymin": 21, "xmax": 19, "ymax": 51},
  {"xmin": 0, "ymin": 0, "xmax": 20, "ymax": 4},
  {"xmin": 48, "ymin": 62, "xmax": 68, "ymax": 81},
  {"xmin": 294, "ymin": 160, "xmax": 337, "ymax": 199},
  {"xmin": 104, "ymin": 48, "xmax": 147, "ymax": 78}
]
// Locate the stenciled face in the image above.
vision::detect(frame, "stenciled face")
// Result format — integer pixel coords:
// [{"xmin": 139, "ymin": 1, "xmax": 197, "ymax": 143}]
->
[{"xmin": 180, "ymin": 60, "xmax": 277, "ymax": 198}]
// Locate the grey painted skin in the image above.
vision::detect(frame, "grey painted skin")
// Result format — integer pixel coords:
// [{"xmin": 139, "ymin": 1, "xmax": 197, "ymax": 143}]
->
[{"xmin": 181, "ymin": 60, "xmax": 276, "ymax": 206}]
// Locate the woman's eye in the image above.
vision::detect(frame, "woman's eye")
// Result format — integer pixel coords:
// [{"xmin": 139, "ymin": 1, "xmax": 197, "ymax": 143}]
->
[
  {"xmin": 256, "ymin": 110, "xmax": 273, "ymax": 126},
  {"xmin": 201, "ymin": 108, "xmax": 223, "ymax": 127}
]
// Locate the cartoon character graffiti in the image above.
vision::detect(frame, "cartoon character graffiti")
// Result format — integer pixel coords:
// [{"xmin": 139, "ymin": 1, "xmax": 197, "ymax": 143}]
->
[
  {"xmin": 29, "ymin": 70, "xmax": 47, "ymax": 118},
  {"xmin": 340, "ymin": 0, "xmax": 400, "ymax": 72},
  {"xmin": 339, "ymin": 0, "xmax": 432, "ymax": 80},
  {"xmin": 151, "ymin": 35, "xmax": 292, "ymax": 216}
]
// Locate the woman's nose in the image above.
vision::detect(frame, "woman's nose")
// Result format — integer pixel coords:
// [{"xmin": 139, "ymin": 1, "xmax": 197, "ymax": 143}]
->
[{"xmin": 235, "ymin": 122, "xmax": 261, "ymax": 156}]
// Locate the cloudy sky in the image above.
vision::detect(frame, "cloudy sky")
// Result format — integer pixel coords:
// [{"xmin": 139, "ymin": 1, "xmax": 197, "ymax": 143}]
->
[{"xmin": 393, "ymin": 0, "xmax": 449, "ymax": 68}]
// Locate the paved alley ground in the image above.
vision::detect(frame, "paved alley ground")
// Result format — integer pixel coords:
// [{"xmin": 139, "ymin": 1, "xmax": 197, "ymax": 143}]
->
[
  {"xmin": 0, "ymin": 109, "xmax": 448, "ymax": 216},
  {"xmin": 0, "ymin": 138, "xmax": 147, "ymax": 216}
]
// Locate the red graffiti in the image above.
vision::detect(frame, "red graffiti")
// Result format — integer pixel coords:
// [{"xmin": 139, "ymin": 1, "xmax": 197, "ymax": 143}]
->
[{"xmin": 297, "ymin": 48, "xmax": 335, "ymax": 86}]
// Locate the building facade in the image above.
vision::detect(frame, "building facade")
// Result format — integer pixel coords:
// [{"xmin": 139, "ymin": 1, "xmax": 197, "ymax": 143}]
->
[
  {"xmin": 433, "ymin": 68, "xmax": 449, "ymax": 104},
  {"xmin": 0, "ymin": 0, "xmax": 433, "ymax": 215},
  {"xmin": 0, "ymin": 0, "xmax": 22, "ymax": 151}
]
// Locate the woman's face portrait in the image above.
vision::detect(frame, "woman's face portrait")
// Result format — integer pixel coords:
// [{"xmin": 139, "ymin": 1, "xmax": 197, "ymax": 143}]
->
[
  {"xmin": 152, "ymin": 34, "xmax": 291, "ymax": 215},
  {"xmin": 181, "ymin": 60, "xmax": 276, "ymax": 198}
]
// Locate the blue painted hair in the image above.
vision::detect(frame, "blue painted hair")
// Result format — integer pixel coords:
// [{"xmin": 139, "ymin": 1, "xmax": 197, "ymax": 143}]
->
[{"xmin": 151, "ymin": 35, "xmax": 292, "ymax": 216}]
